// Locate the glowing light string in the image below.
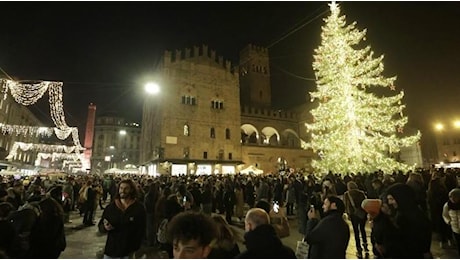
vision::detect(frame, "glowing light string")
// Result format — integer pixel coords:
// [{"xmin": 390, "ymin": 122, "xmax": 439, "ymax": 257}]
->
[
  {"xmin": 6, "ymin": 141, "xmax": 85, "ymax": 160},
  {"xmin": 0, "ymin": 79, "xmax": 83, "ymax": 150}
]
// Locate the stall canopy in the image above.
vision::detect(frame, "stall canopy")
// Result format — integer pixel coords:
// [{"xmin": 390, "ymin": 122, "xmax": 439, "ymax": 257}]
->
[
  {"xmin": 239, "ymin": 165, "xmax": 263, "ymax": 175},
  {"xmin": 104, "ymin": 167, "xmax": 139, "ymax": 174}
]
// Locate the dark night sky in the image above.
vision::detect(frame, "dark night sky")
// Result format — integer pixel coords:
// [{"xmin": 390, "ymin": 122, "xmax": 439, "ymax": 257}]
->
[{"xmin": 1, "ymin": 1, "xmax": 460, "ymax": 159}]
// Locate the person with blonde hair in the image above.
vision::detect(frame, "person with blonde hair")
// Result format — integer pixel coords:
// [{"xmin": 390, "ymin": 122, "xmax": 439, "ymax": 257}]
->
[{"xmin": 207, "ymin": 215, "xmax": 240, "ymax": 258}]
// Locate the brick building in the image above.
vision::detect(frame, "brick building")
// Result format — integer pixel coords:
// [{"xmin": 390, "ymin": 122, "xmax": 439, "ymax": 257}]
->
[{"xmin": 140, "ymin": 44, "xmax": 313, "ymax": 175}]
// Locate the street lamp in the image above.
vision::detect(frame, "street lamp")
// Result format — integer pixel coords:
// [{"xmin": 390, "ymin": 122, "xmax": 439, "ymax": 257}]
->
[
  {"xmin": 145, "ymin": 82, "xmax": 160, "ymax": 95},
  {"xmin": 435, "ymin": 123, "xmax": 444, "ymax": 131},
  {"xmin": 454, "ymin": 120, "xmax": 460, "ymax": 129}
]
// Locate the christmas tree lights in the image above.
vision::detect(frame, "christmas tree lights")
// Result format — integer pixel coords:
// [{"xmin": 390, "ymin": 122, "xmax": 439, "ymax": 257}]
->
[{"xmin": 306, "ymin": 2, "xmax": 421, "ymax": 174}]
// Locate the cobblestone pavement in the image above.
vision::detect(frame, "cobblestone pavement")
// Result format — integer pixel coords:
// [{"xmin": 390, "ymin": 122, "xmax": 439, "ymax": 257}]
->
[{"xmin": 60, "ymin": 206, "xmax": 459, "ymax": 259}]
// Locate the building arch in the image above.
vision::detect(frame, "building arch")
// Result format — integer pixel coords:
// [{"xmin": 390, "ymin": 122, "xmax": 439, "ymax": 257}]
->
[
  {"xmin": 282, "ymin": 129, "xmax": 300, "ymax": 148},
  {"xmin": 261, "ymin": 126, "xmax": 280, "ymax": 145},
  {"xmin": 241, "ymin": 124, "xmax": 259, "ymax": 144}
]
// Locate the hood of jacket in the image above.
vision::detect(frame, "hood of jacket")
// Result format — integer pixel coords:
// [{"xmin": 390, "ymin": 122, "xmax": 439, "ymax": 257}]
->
[
  {"xmin": 244, "ymin": 224, "xmax": 282, "ymax": 252},
  {"xmin": 386, "ymin": 183, "xmax": 417, "ymax": 211}
]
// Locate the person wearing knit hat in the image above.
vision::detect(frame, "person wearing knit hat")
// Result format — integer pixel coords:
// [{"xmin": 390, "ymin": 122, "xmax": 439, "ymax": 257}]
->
[
  {"xmin": 386, "ymin": 183, "xmax": 432, "ymax": 258},
  {"xmin": 365, "ymin": 194, "xmax": 405, "ymax": 259},
  {"xmin": 361, "ymin": 199, "xmax": 382, "ymax": 219},
  {"xmin": 442, "ymin": 188, "xmax": 460, "ymax": 256}
]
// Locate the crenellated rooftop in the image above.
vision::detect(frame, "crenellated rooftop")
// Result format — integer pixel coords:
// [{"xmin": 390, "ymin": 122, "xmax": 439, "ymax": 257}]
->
[{"xmin": 163, "ymin": 44, "xmax": 234, "ymax": 73}]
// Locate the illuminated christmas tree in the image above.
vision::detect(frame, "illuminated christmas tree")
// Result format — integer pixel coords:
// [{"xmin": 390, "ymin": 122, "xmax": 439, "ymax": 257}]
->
[{"xmin": 306, "ymin": 2, "xmax": 421, "ymax": 174}]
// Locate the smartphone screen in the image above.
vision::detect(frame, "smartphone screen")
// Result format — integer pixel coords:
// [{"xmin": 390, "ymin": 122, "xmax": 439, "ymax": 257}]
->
[{"xmin": 273, "ymin": 202, "xmax": 279, "ymax": 213}]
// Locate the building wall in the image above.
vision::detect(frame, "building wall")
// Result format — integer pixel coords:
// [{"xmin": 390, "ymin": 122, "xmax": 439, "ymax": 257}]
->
[
  {"xmin": 92, "ymin": 115, "xmax": 141, "ymax": 173},
  {"xmin": 0, "ymin": 95, "xmax": 43, "ymax": 165},
  {"xmin": 399, "ymin": 142, "xmax": 423, "ymax": 168},
  {"xmin": 435, "ymin": 130, "xmax": 460, "ymax": 163},
  {"xmin": 141, "ymin": 45, "xmax": 242, "ymax": 168},
  {"xmin": 140, "ymin": 44, "xmax": 314, "ymax": 175},
  {"xmin": 241, "ymin": 145, "xmax": 312, "ymax": 173},
  {"xmin": 239, "ymin": 44, "xmax": 271, "ymax": 108}
]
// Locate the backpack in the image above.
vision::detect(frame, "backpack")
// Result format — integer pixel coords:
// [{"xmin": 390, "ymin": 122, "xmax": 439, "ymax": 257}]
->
[
  {"xmin": 157, "ymin": 218, "xmax": 168, "ymax": 244},
  {"xmin": 8, "ymin": 202, "xmax": 41, "ymax": 257}
]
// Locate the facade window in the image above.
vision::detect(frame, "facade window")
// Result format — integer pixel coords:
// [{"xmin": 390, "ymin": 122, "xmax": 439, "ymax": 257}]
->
[
  {"xmin": 181, "ymin": 95, "xmax": 197, "ymax": 105},
  {"xmin": 184, "ymin": 124, "xmax": 190, "ymax": 136},
  {"xmin": 210, "ymin": 127, "xmax": 215, "ymax": 138},
  {"xmin": 228, "ymin": 153, "xmax": 232, "ymax": 160},
  {"xmin": 183, "ymin": 147, "xmax": 189, "ymax": 158},
  {"xmin": 225, "ymin": 128, "xmax": 230, "ymax": 139},
  {"xmin": 259, "ymin": 91, "xmax": 262, "ymax": 99},
  {"xmin": 443, "ymin": 138, "xmax": 450, "ymax": 145},
  {"xmin": 203, "ymin": 151, "xmax": 208, "ymax": 159},
  {"xmin": 211, "ymin": 100, "xmax": 224, "ymax": 109},
  {"xmin": 218, "ymin": 149, "xmax": 224, "ymax": 160},
  {"xmin": 454, "ymin": 151, "xmax": 457, "ymax": 157}
]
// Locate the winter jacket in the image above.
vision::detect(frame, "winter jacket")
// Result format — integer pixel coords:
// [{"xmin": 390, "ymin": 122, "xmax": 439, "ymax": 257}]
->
[
  {"xmin": 100, "ymin": 199, "xmax": 146, "ymax": 258},
  {"xmin": 305, "ymin": 210, "xmax": 350, "ymax": 258},
  {"xmin": 386, "ymin": 183, "xmax": 432, "ymax": 258},
  {"xmin": 443, "ymin": 201, "xmax": 460, "ymax": 234},
  {"xmin": 343, "ymin": 189, "xmax": 367, "ymax": 218},
  {"xmin": 237, "ymin": 224, "xmax": 295, "ymax": 259}
]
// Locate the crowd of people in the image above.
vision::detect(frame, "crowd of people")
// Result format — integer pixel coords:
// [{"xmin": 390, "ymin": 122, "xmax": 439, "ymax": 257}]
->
[{"xmin": 0, "ymin": 166, "xmax": 460, "ymax": 258}]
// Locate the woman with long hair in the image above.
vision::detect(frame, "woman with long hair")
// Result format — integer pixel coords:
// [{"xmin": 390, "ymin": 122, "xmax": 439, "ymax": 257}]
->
[
  {"xmin": 28, "ymin": 197, "xmax": 66, "ymax": 258},
  {"xmin": 207, "ymin": 215, "xmax": 240, "ymax": 258}
]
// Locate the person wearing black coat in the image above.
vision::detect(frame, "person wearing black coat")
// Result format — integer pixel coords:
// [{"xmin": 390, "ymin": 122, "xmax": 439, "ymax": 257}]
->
[
  {"xmin": 27, "ymin": 197, "xmax": 66, "ymax": 258},
  {"xmin": 237, "ymin": 208, "xmax": 295, "ymax": 259},
  {"xmin": 386, "ymin": 183, "xmax": 432, "ymax": 258},
  {"xmin": 99, "ymin": 180, "xmax": 146, "ymax": 258},
  {"xmin": 305, "ymin": 195, "xmax": 350, "ymax": 259}
]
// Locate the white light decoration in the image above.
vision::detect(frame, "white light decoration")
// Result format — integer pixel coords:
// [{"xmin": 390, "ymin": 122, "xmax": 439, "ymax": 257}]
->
[
  {"xmin": 3, "ymin": 80, "xmax": 51, "ymax": 105},
  {"xmin": 0, "ymin": 123, "xmax": 54, "ymax": 137},
  {"xmin": 6, "ymin": 141, "xmax": 85, "ymax": 160},
  {"xmin": 0, "ymin": 79, "xmax": 84, "ymax": 150},
  {"xmin": 305, "ymin": 2, "xmax": 421, "ymax": 174},
  {"xmin": 36, "ymin": 152, "xmax": 82, "ymax": 162}
]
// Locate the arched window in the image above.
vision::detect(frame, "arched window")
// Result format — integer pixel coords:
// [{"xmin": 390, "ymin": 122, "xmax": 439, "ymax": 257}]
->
[{"xmin": 225, "ymin": 128, "xmax": 230, "ymax": 139}]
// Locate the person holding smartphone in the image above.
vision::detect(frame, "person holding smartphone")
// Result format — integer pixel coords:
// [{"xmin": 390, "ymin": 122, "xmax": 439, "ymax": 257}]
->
[
  {"xmin": 99, "ymin": 180, "xmax": 146, "ymax": 259},
  {"xmin": 255, "ymin": 200, "xmax": 290, "ymax": 238}
]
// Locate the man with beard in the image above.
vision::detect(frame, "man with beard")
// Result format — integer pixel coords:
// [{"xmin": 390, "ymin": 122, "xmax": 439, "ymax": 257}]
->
[
  {"xmin": 305, "ymin": 195, "xmax": 350, "ymax": 258},
  {"xmin": 99, "ymin": 179, "xmax": 146, "ymax": 259},
  {"xmin": 386, "ymin": 183, "xmax": 432, "ymax": 258}
]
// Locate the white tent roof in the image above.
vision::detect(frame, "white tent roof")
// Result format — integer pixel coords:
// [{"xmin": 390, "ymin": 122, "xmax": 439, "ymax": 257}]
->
[
  {"xmin": 240, "ymin": 165, "xmax": 263, "ymax": 175},
  {"xmin": 104, "ymin": 168, "xmax": 122, "ymax": 174}
]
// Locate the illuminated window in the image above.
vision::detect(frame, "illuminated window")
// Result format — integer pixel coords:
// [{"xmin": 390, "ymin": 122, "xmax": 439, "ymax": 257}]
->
[{"xmin": 184, "ymin": 124, "xmax": 190, "ymax": 136}]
